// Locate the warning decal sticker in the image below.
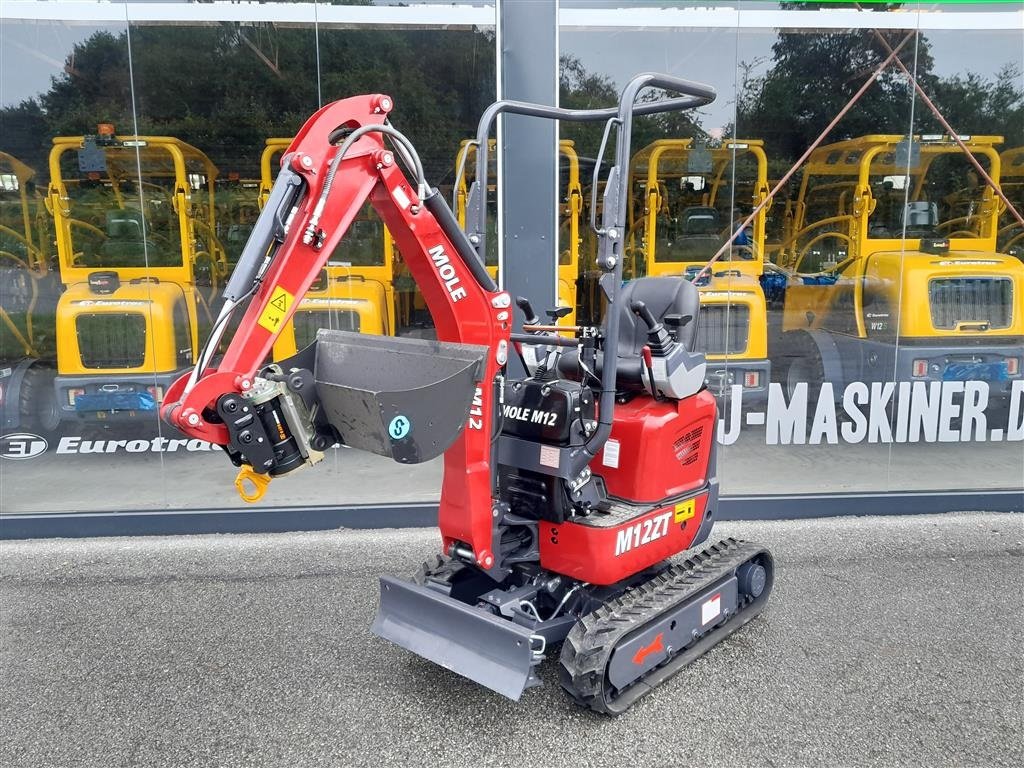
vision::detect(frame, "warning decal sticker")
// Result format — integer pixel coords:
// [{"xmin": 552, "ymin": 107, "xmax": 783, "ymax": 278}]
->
[
  {"xmin": 701, "ymin": 593, "xmax": 721, "ymax": 626},
  {"xmin": 674, "ymin": 498, "xmax": 696, "ymax": 524},
  {"xmin": 602, "ymin": 438, "xmax": 620, "ymax": 468},
  {"xmin": 258, "ymin": 286, "xmax": 294, "ymax": 333},
  {"xmin": 539, "ymin": 444, "xmax": 560, "ymax": 469}
]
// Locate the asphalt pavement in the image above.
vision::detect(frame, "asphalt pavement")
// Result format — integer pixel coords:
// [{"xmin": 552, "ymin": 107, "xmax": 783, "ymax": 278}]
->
[{"xmin": 1, "ymin": 512, "xmax": 1022, "ymax": 767}]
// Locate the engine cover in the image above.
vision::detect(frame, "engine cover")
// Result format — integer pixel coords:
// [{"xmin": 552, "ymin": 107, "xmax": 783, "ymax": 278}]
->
[
  {"xmin": 500, "ymin": 378, "xmax": 594, "ymax": 446},
  {"xmin": 593, "ymin": 388, "xmax": 717, "ymax": 504}
]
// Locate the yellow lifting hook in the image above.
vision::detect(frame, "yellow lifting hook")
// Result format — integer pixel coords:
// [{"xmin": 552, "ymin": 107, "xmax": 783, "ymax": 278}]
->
[{"xmin": 234, "ymin": 464, "xmax": 272, "ymax": 503}]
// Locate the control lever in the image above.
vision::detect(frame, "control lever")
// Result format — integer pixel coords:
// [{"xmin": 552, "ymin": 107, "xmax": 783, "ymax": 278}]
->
[
  {"xmin": 630, "ymin": 300, "xmax": 659, "ymax": 332},
  {"xmin": 546, "ymin": 306, "xmax": 573, "ymax": 322},
  {"xmin": 630, "ymin": 300, "xmax": 674, "ymax": 356},
  {"xmin": 515, "ymin": 296, "xmax": 541, "ymax": 326},
  {"xmin": 640, "ymin": 345, "xmax": 662, "ymax": 401}
]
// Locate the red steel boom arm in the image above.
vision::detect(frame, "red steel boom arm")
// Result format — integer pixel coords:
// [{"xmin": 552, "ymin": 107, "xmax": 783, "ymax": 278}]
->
[{"xmin": 162, "ymin": 94, "xmax": 512, "ymax": 569}]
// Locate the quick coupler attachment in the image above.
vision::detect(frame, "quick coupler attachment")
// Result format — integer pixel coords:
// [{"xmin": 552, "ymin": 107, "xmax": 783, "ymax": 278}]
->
[{"xmin": 217, "ymin": 364, "xmax": 331, "ymax": 498}]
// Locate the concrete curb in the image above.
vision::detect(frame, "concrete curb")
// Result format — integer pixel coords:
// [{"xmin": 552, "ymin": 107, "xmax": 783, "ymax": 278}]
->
[{"xmin": 1, "ymin": 489, "xmax": 1020, "ymax": 540}]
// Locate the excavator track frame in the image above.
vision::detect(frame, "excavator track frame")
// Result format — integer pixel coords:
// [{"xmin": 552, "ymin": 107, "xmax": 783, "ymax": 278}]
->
[{"xmin": 559, "ymin": 538, "xmax": 773, "ymax": 715}]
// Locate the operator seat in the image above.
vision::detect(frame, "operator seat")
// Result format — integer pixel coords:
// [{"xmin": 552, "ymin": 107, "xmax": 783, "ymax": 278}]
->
[
  {"xmin": 99, "ymin": 209, "xmax": 159, "ymax": 265},
  {"xmin": 558, "ymin": 276, "xmax": 701, "ymax": 392},
  {"xmin": 613, "ymin": 277, "xmax": 700, "ymax": 389},
  {"xmin": 681, "ymin": 206, "xmax": 719, "ymax": 235},
  {"xmin": 678, "ymin": 206, "xmax": 725, "ymax": 260}
]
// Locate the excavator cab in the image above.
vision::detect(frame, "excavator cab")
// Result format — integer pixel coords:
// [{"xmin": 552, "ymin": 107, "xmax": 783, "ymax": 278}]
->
[{"xmin": 46, "ymin": 132, "xmax": 227, "ymax": 426}]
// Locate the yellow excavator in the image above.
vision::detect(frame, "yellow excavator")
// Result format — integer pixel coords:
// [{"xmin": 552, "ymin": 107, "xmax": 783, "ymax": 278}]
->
[
  {"xmin": 46, "ymin": 127, "xmax": 227, "ymax": 427},
  {"xmin": 771, "ymin": 134, "xmax": 1023, "ymax": 402}
]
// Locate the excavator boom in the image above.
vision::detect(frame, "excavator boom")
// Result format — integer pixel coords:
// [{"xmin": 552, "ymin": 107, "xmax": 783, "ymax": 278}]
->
[{"xmin": 161, "ymin": 93, "xmax": 511, "ymax": 569}]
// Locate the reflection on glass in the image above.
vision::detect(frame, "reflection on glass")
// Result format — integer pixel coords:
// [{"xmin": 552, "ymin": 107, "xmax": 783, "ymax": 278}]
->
[
  {"xmin": 0, "ymin": 152, "xmax": 53, "ymax": 359},
  {"xmin": 628, "ymin": 140, "xmax": 771, "ymax": 403},
  {"xmin": 453, "ymin": 139, "xmax": 500, "ymax": 270},
  {"xmin": 772, "ymin": 133, "xmax": 1022, "ymax": 408},
  {"xmin": 454, "ymin": 138, "xmax": 583, "ymax": 325},
  {"xmin": 0, "ymin": 151, "xmax": 61, "ymax": 433},
  {"xmin": 46, "ymin": 129, "xmax": 226, "ymax": 426},
  {"xmin": 259, "ymin": 140, "xmax": 398, "ymax": 360},
  {"xmin": 999, "ymin": 147, "xmax": 1024, "ymax": 260}
]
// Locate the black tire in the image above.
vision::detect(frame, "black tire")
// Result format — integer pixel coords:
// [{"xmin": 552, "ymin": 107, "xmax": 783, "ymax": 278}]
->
[
  {"xmin": 772, "ymin": 330, "xmax": 825, "ymax": 403},
  {"xmin": 18, "ymin": 364, "xmax": 61, "ymax": 437}
]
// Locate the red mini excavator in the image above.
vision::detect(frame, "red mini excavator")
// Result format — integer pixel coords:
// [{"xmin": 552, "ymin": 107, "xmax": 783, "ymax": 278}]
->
[{"xmin": 162, "ymin": 73, "xmax": 773, "ymax": 714}]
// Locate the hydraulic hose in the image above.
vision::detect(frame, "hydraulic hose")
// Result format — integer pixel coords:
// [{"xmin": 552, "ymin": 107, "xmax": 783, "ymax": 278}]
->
[{"xmin": 305, "ymin": 122, "xmax": 427, "ymax": 243}]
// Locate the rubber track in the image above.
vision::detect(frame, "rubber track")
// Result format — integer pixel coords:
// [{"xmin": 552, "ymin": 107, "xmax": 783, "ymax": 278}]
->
[{"xmin": 559, "ymin": 537, "xmax": 772, "ymax": 715}]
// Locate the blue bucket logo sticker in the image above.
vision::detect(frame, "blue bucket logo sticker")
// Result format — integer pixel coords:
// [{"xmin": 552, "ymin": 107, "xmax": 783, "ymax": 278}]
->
[{"xmin": 388, "ymin": 415, "xmax": 411, "ymax": 440}]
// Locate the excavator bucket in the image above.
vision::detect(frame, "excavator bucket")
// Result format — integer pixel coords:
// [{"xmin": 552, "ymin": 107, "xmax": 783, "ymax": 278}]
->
[
  {"xmin": 373, "ymin": 575, "xmax": 541, "ymax": 700},
  {"xmin": 312, "ymin": 329, "xmax": 486, "ymax": 463}
]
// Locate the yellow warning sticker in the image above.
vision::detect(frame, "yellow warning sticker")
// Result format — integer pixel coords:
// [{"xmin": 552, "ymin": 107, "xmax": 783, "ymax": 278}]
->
[
  {"xmin": 258, "ymin": 286, "xmax": 293, "ymax": 333},
  {"xmin": 674, "ymin": 499, "xmax": 696, "ymax": 524}
]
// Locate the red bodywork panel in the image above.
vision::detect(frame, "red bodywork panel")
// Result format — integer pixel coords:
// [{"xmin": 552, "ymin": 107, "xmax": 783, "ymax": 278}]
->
[
  {"xmin": 594, "ymin": 389, "xmax": 717, "ymax": 503},
  {"xmin": 540, "ymin": 490, "xmax": 710, "ymax": 585},
  {"xmin": 540, "ymin": 390, "xmax": 717, "ymax": 585},
  {"xmin": 161, "ymin": 94, "xmax": 511, "ymax": 571}
]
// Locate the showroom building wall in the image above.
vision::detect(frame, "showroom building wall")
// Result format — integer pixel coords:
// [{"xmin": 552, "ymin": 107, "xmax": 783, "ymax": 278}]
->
[{"xmin": 0, "ymin": 1, "xmax": 1021, "ymax": 535}]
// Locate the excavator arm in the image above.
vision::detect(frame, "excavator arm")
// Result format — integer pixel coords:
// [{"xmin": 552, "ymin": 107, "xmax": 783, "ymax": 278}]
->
[{"xmin": 161, "ymin": 93, "xmax": 512, "ymax": 569}]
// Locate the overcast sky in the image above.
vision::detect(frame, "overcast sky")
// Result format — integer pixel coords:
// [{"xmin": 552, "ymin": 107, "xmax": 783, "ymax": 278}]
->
[{"xmin": 1, "ymin": 9, "xmax": 1021, "ymax": 134}]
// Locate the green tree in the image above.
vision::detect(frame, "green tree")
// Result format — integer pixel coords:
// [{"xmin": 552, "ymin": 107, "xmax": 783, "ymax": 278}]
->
[
  {"xmin": 922, "ymin": 64, "xmax": 1024, "ymax": 148},
  {"xmin": 737, "ymin": 23, "xmax": 933, "ymax": 163},
  {"xmin": 559, "ymin": 55, "xmax": 705, "ymax": 166},
  {"xmin": 1, "ymin": 22, "xmax": 497, "ymax": 183},
  {"xmin": 0, "ymin": 100, "xmax": 48, "ymax": 170}
]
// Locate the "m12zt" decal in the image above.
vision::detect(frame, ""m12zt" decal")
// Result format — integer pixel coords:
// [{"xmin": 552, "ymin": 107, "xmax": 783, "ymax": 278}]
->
[{"xmin": 614, "ymin": 512, "xmax": 671, "ymax": 557}]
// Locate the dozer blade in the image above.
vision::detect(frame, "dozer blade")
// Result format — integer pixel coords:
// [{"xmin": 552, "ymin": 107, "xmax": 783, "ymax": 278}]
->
[
  {"xmin": 313, "ymin": 329, "xmax": 486, "ymax": 463},
  {"xmin": 372, "ymin": 575, "xmax": 540, "ymax": 701}
]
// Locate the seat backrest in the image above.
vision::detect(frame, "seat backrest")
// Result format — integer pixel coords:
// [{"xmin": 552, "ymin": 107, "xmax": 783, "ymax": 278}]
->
[
  {"xmin": 902, "ymin": 201, "xmax": 938, "ymax": 229},
  {"xmin": 616, "ymin": 276, "xmax": 701, "ymax": 360},
  {"xmin": 100, "ymin": 209, "xmax": 161, "ymax": 265},
  {"xmin": 680, "ymin": 206, "xmax": 719, "ymax": 236},
  {"xmin": 106, "ymin": 209, "xmax": 145, "ymax": 240},
  {"xmin": 555, "ymin": 276, "xmax": 702, "ymax": 392}
]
